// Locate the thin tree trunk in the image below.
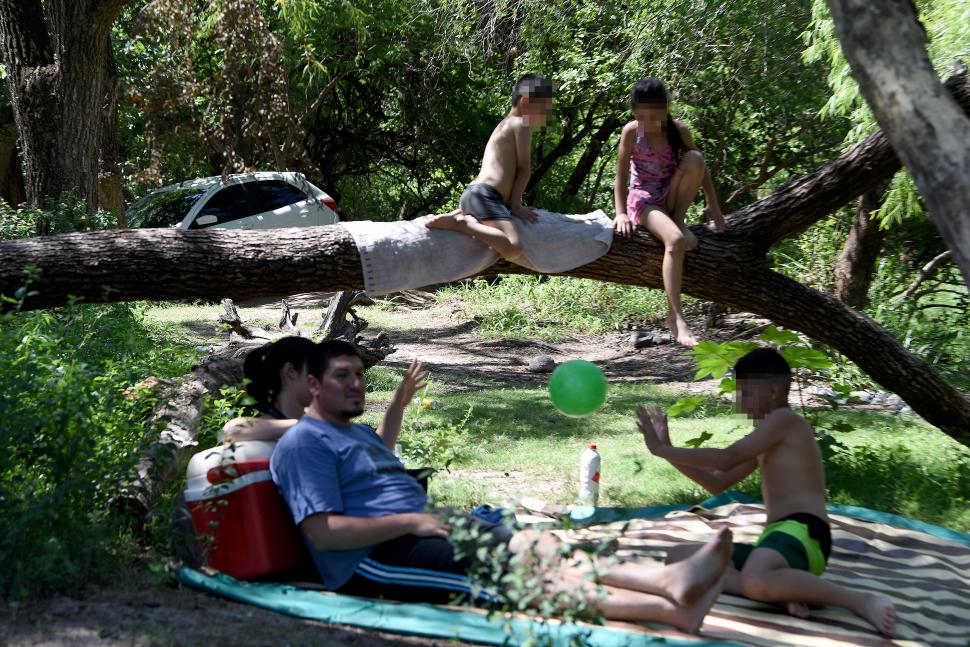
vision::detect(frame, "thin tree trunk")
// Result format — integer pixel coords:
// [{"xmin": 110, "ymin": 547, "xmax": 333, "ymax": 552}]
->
[
  {"xmin": 833, "ymin": 181, "xmax": 889, "ymax": 308},
  {"xmin": 563, "ymin": 115, "xmax": 622, "ymax": 197},
  {"xmin": 826, "ymin": 0, "xmax": 970, "ymax": 287},
  {"xmin": 0, "ymin": 119, "xmax": 26, "ymax": 206},
  {"xmin": 98, "ymin": 37, "xmax": 125, "ymax": 222}
]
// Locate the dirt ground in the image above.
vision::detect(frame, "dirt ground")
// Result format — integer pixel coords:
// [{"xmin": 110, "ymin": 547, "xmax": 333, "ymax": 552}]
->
[
  {"xmin": 1, "ymin": 577, "xmax": 456, "ymax": 647},
  {"xmin": 2, "ymin": 295, "xmax": 896, "ymax": 646}
]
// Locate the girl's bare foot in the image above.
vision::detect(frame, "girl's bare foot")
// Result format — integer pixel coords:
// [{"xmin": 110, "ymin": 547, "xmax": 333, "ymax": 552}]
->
[
  {"xmin": 670, "ymin": 574, "xmax": 725, "ymax": 634},
  {"xmin": 662, "ymin": 527, "xmax": 732, "ymax": 606},
  {"xmin": 666, "ymin": 314, "xmax": 698, "ymax": 348},
  {"xmin": 857, "ymin": 593, "xmax": 896, "ymax": 637}
]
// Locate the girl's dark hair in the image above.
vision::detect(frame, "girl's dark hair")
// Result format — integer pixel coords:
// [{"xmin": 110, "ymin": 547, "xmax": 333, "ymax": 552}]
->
[
  {"xmin": 630, "ymin": 77, "xmax": 689, "ymax": 158},
  {"xmin": 243, "ymin": 336, "xmax": 315, "ymax": 412}
]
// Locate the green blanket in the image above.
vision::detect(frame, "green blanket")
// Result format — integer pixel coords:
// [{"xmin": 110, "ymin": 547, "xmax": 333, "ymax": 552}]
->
[{"xmin": 179, "ymin": 492, "xmax": 970, "ymax": 646}]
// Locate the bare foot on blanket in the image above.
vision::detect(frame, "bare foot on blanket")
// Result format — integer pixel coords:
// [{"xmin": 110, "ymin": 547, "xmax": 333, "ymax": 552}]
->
[
  {"xmin": 857, "ymin": 593, "xmax": 896, "ymax": 637},
  {"xmin": 670, "ymin": 574, "xmax": 725, "ymax": 634},
  {"xmin": 662, "ymin": 527, "xmax": 732, "ymax": 606},
  {"xmin": 425, "ymin": 213, "xmax": 473, "ymax": 231},
  {"xmin": 787, "ymin": 602, "xmax": 810, "ymax": 619},
  {"xmin": 667, "ymin": 314, "xmax": 699, "ymax": 348}
]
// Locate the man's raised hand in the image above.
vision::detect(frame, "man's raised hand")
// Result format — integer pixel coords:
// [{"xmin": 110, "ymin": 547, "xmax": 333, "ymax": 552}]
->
[{"xmin": 394, "ymin": 359, "xmax": 430, "ymax": 406}]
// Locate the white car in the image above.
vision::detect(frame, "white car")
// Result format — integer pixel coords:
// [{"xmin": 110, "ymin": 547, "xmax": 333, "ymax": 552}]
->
[{"xmin": 126, "ymin": 172, "xmax": 339, "ymax": 230}]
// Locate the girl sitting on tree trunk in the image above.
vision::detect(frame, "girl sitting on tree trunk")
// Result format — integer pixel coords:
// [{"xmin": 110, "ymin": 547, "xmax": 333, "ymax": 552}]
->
[{"xmin": 613, "ymin": 78, "xmax": 726, "ymax": 347}]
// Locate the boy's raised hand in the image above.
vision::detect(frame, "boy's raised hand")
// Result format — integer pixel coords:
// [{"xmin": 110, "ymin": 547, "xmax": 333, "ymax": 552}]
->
[
  {"xmin": 393, "ymin": 359, "xmax": 430, "ymax": 406},
  {"xmin": 637, "ymin": 404, "xmax": 671, "ymax": 455}
]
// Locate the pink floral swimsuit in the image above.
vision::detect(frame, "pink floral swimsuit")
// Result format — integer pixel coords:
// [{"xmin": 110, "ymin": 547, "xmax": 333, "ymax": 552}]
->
[{"xmin": 627, "ymin": 130, "xmax": 676, "ymax": 226}]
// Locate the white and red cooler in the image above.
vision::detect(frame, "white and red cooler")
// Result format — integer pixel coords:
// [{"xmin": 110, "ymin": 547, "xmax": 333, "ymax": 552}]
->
[{"xmin": 183, "ymin": 441, "xmax": 314, "ymax": 580}]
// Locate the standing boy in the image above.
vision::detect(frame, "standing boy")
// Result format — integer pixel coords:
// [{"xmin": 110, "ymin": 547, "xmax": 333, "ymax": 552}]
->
[
  {"xmin": 426, "ymin": 74, "xmax": 553, "ymax": 261},
  {"xmin": 637, "ymin": 347, "xmax": 896, "ymax": 637}
]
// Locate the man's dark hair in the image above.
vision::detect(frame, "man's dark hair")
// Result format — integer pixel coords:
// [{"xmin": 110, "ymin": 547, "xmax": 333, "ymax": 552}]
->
[
  {"xmin": 512, "ymin": 73, "xmax": 554, "ymax": 106},
  {"xmin": 734, "ymin": 347, "xmax": 792, "ymax": 390},
  {"xmin": 243, "ymin": 336, "xmax": 316, "ymax": 412},
  {"xmin": 307, "ymin": 339, "xmax": 361, "ymax": 379}
]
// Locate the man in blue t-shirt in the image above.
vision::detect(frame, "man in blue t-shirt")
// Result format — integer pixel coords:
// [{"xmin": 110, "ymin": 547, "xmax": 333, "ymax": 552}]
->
[{"xmin": 270, "ymin": 340, "xmax": 733, "ymax": 632}]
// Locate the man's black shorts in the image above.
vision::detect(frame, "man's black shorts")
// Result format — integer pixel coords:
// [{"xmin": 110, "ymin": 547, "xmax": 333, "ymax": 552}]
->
[{"xmin": 335, "ymin": 519, "xmax": 513, "ymax": 605}]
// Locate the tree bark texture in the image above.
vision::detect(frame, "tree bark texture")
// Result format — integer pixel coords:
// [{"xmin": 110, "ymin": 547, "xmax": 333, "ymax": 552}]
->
[
  {"xmin": 0, "ymin": 120, "xmax": 26, "ymax": 206},
  {"xmin": 833, "ymin": 182, "xmax": 889, "ymax": 308},
  {"xmin": 1, "ymin": 75, "xmax": 969, "ymax": 442},
  {"xmin": 0, "ymin": 0, "xmax": 129, "ymax": 215},
  {"xmin": 826, "ymin": 0, "xmax": 970, "ymax": 287}
]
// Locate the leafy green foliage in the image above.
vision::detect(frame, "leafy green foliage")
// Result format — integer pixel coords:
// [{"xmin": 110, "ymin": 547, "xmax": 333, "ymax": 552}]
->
[
  {"xmin": 0, "ymin": 196, "xmax": 116, "ymax": 240},
  {"xmin": 803, "ymin": 0, "xmax": 970, "ymax": 227},
  {"xmin": 0, "ymin": 294, "xmax": 197, "ymax": 598},
  {"xmin": 446, "ymin": 509, "xmax": 612, "ymax": 637},
  {"xmin": 670, "ymin": 326, "xmax": 858, "ymax": 451},
  {"xmin": 398, "ymin": 400, "xmax": 472, "ymax": 471}
]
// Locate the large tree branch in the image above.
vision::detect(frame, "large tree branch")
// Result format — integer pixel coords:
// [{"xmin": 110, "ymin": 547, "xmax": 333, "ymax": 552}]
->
[
  {"xmin": 729, "ymin": 70, "xmax": 970, "ymax": 251},
  {"xmin": 826, "ymin": 0, "xmax": 970, "ymax": 287}
]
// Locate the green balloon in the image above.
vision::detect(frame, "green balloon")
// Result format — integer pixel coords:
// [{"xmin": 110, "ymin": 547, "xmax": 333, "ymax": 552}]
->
[{"xmin": 548, "ymin": 360, "xmax": 607, "ymax": 416}]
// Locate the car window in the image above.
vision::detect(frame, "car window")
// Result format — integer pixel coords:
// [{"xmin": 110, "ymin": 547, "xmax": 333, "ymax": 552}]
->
[
  {"xmin": 250, "ymin": 180, "xmax": 308, "ymax": 212},
  {"xmin": 127, "ymin": 186, "xmax": 209, "ymax": 228},
  {"xmin": 193, "ymin": 183, "xmax": 262, "ymax": 227}
]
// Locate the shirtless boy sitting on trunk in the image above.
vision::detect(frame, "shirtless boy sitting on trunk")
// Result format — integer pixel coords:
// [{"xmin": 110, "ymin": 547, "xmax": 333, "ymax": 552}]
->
[
  {"xmin": 637, "ymin": 347, "xmax": 896, "ymax": 637},
  {"xmin": 425, "ymin": 73, "xmax": 553, "ymax": 261}
]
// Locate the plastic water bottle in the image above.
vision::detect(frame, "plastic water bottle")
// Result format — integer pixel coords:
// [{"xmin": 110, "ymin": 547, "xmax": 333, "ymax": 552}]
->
[{"xmin": 579, "ymin": 444, "xmax": 601, "ymax": 507}]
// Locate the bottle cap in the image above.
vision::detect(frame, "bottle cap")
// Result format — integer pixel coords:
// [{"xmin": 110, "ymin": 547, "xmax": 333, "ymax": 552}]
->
[{"xmin": 587, "ymin": 443, "xmax": 597, "ymax": 449}]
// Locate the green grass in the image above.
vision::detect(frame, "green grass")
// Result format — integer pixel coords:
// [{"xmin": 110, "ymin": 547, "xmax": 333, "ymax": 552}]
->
[
  {"xmin": 438, "ymin": 276, "xmax": 693, "ymax": 341},
  {"xmin": 141, "ymin": 299, "xmax": 970, "ymax": 533},
  {"xmin": 364, "ymin": 381, "xmax": 970, "ymax": 532}
]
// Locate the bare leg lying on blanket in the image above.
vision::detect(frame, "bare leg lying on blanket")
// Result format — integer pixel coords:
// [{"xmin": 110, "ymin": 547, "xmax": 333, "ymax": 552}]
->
[
  {"xmin": 425, "ymin": 211, "xmax": 523, "ymax": 262},
  {"xmin": 666, "ymin": 541, "xmax": 896, "ymax": 636},
  {"xmin": 509, "ymin": 526, "xmax": 732, "ymax": 632}
]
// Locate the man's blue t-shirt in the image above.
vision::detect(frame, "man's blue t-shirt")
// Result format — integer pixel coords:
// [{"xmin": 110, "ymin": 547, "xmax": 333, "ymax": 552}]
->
[{"xmin": 269, "ymin": 415, "xmax": 428, "ymax": 589}]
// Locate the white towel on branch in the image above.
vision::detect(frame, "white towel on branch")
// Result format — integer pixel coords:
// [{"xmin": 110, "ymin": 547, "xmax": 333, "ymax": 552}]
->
[{"xmin": 342, "ymin": 210, "xmax": 614, "ymax": 295}]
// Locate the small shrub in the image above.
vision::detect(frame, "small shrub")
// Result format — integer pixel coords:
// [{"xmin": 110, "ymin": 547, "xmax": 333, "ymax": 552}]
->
[
  {"xmin": 446, "ymin": 509, "xmax": 613, "ymax": 641},
  {"xmin": 397, "ymin": 400, "xmax": 472, "ymax": 471},
  {"xmin": 669, "ymin": 326, "xmax": 858, "ymax": 449},
  {"xmin": 0, "ymin": 195, "xmax": 117, "ymax": 240},
  {"xmin": 0, "ymin": 291, "xmax": 196, "ymax": 598}
]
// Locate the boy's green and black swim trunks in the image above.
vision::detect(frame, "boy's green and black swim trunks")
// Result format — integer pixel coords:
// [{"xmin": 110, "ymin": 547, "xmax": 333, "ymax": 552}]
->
[{"xmin": 731, "ymin": 512, "xmax": 832, "ymax": 576}]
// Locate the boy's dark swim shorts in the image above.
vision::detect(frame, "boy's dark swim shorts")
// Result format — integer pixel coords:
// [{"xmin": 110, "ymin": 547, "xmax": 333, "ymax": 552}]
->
[{"xmin": 459, "ymin": 183, "xmax": 514, "ymax": 222}]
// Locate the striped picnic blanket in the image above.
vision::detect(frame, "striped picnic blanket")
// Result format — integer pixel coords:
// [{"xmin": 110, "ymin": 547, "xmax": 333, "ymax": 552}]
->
[{"xmin": 561, "ymin": 501, "xmax": 970, "ymax": 646}]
